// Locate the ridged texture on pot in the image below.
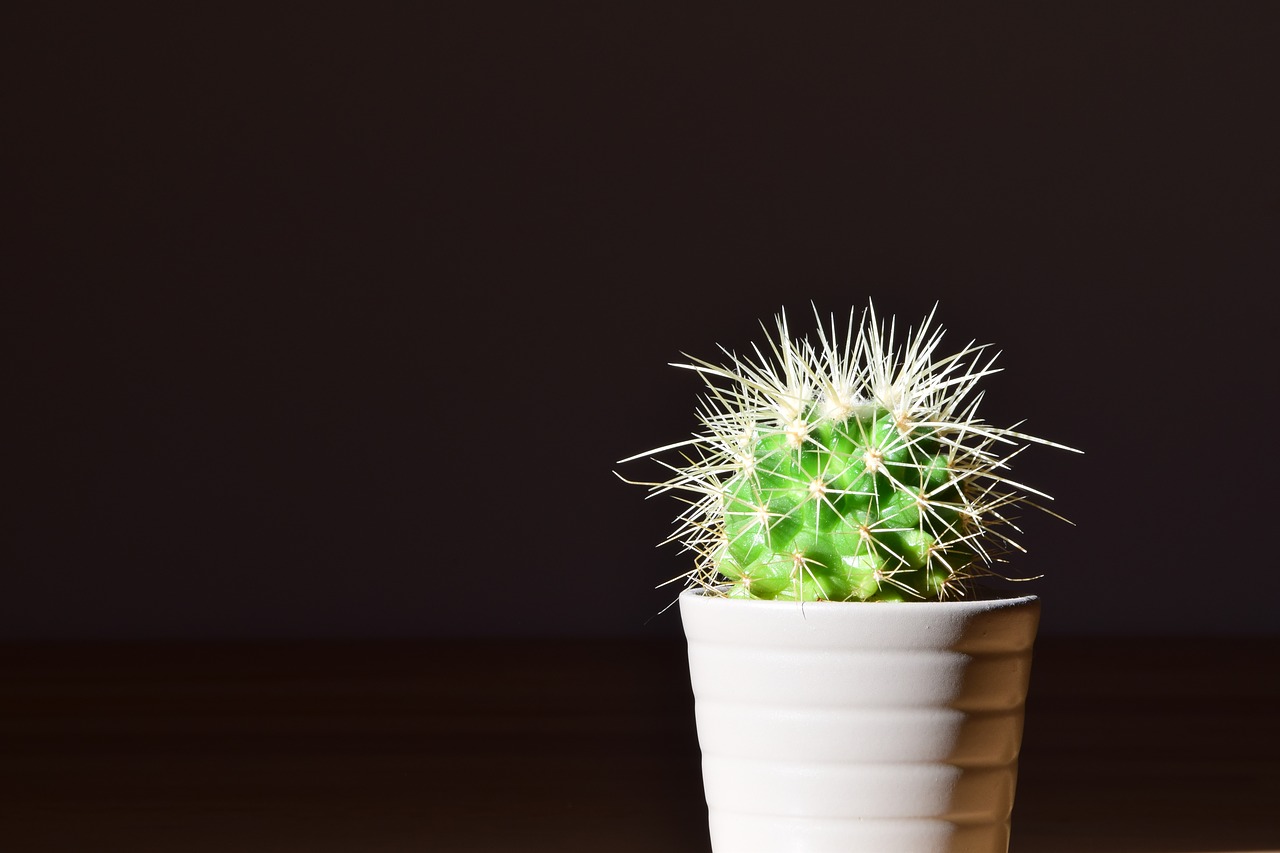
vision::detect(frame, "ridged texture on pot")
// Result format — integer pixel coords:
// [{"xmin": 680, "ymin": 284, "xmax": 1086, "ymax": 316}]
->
[{"xmin": 679, "ymin": 590, "xmax": 1040, "ymax": 853}]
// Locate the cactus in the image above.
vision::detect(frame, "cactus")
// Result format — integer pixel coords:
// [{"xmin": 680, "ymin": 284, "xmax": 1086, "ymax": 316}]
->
[{"xmin": 622, "ymin": 304, "xmax": 1076, "ymax": 602}]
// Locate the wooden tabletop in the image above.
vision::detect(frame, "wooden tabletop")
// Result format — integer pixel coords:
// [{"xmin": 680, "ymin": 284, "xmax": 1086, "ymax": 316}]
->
[{"xmin": 1, "ymin": 637, "xmax": 1275, "ymax": 852}]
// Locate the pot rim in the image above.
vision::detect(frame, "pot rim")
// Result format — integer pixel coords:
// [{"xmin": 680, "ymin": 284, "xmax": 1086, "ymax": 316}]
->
[
  {"xmin": 680, "ymin": 585, "xmax": 1039, "ymax": 611},
  {"xmin": 679, "ymin": 585, "xmax": 1041, "ymax": 650}
]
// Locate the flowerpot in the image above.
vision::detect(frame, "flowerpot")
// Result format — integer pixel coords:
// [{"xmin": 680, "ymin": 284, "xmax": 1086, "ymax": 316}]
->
[{"xmin": 679, "ymin": 588, "xmax": 1041, "ymax": 853}]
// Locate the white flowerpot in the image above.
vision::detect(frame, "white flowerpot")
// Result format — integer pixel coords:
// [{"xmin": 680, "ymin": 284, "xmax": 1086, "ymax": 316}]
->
[{"xmin": 679, "ymin": 589, "xmax": 1041, "ymax": 853}]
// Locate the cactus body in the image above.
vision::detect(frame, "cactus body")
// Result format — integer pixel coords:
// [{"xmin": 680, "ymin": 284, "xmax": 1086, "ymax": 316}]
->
[
  {"xmin": 718, "ymin": 406, "xmax": 967, "ymax": 601},
  {"xmin": 625, "ymin": 305, "xmax": 1073, "ymax": 602}
]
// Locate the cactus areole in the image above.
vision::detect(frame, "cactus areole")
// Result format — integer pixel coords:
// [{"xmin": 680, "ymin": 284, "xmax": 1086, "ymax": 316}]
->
[{"xmin": 622, "ymin": 305, "xmax": 1075, "ymax": 603}]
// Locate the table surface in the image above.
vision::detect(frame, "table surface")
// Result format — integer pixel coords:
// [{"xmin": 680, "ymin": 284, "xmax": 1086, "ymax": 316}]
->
[{"xmin": 1, "ymin": 636, "xmax": 1276, "ymax": 853}]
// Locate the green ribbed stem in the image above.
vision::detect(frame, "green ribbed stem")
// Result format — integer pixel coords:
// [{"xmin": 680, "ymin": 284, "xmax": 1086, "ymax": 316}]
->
[{"xmin": 718, "ymin": 405, "xmax": 970, "ymax": 601}]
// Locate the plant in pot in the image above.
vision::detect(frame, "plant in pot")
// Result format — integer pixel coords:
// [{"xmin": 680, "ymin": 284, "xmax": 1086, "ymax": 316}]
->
[{"xmin": 620, "ymin": 304, "xmax": 1077, "ymax": 853}]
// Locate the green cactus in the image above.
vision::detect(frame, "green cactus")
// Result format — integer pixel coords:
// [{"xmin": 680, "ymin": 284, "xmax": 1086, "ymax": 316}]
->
[{"xmin": 622, "ymin": 305, "xmax": 1076, "ymax": 602}]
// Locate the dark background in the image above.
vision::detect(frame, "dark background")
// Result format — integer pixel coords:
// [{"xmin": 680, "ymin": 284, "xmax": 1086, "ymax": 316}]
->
[{"xmin": 6, "ymin": 3, "xmax": 1279, "ymax": 640}]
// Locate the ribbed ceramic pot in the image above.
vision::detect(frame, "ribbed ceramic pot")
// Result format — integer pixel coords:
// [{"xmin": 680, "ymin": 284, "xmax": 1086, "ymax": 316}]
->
[{"xmin": 679, "ymin": 589, "xmax": 1041, "ymax": 853}]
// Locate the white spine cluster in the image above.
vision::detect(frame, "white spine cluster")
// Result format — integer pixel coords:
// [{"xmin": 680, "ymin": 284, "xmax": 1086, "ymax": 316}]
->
[{"xmin": 622, "ymin": 304, "xmax": 1076, "ymax": 601}]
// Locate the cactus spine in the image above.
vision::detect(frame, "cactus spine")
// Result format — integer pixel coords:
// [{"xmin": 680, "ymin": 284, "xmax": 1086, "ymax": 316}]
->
[{"xmin": 624, "ymin": 305, "xmax": 1074, "ymax": 602}]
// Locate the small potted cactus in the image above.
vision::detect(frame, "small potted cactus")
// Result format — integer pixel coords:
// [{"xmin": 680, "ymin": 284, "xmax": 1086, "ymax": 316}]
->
[{"xmin": 622, "ymin": 304, "xmax": 1077, "ymax": 853}]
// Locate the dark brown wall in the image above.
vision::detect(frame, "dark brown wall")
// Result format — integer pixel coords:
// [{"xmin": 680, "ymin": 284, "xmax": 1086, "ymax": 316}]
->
[{"xmin": 7, "ymin": 3, "xmax": 1279, "ymax": 638}]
